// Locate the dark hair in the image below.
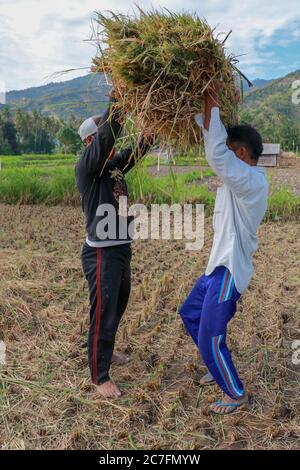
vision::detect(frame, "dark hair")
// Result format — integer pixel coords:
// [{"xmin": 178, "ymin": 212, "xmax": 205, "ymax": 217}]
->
[{"xmin": 227, "ymin": 124, "xmax": 263, "ymax": 162}]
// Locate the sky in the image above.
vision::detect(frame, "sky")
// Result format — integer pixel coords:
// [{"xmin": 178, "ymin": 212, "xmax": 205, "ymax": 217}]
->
[{"xmin": 0, "ymin": 0, "xmax": 299, "ymax": 91}]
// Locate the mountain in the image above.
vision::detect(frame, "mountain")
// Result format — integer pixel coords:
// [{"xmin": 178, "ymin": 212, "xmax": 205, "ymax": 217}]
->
[
  {"xmin": 243, "ymin": 77, "xmax": 274, "ymax": 91},
  {"xmin": 1, "ymin": 73, "xmax": 110, "ymax": 120},
  {"xmin": 1, "ymin": 70, "xmax": 299, "ymax": 149},
  {"xmin": 240, "ymin": 69, "xmax": 300, "ymax": 149},
  {"xmin": 243, "ymin": 70, "xmax": 300, "ymax": 123},
  {"xmin": 242, "ymin": 69, "xmax": 300, "ymax": 120},
  {"xmin": 1, "ymin": 72, "xmax": 276, "ymax": 121}
]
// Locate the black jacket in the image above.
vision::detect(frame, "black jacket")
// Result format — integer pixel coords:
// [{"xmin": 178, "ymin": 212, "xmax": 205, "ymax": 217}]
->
[{"xmin": 75, "ymin": 102, "xmax": 151, "ymax": 245}]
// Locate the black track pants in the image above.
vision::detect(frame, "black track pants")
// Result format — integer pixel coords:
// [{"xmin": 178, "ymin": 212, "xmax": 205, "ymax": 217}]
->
[{"xmin": 81, "ymin": 242, "xmax": 132, "ymax": 385}]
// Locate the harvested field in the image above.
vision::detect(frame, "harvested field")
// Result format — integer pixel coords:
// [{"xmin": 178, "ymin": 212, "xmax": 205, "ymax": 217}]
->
[{"xmin": 0, "ymin": 204, "xmax": 300, "ymax": 450}]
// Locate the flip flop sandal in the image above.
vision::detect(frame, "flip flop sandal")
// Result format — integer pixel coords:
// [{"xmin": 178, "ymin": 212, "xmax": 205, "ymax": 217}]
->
[{"xmin": 210, "ymin": 399, "xmax": 246, "ymax": 415}]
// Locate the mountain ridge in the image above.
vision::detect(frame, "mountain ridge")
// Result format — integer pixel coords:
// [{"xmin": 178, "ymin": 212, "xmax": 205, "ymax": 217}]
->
[
  {"xmin": 1, "ymin": 74, "xmax": 110, "ymax": 120},
  {"xmin": 1, "ymin": 73, "xmax": 280, "ymax": 120},
  {"xmin": 1, "ymin": 70, "xmax": 299, "ymax": 149}
]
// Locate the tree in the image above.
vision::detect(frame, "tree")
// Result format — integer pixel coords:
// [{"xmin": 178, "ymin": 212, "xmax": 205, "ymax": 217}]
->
[
  {"xmin": 13, "ymin": 108, "xmax": 58, "ymax": 154},
  {"xmin": 57, "ymin": 125, "xmax": 82, "ymax": 154},
  {"xmin": 239, "ymin": 106, "xmax": 300, "ymax": 151},
  {"xmin": 0, "ymin": 108, "xmax": 19, "ymax": 154}
]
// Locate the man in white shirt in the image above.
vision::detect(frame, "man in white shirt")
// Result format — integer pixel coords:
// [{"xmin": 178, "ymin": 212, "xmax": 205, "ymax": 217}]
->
[{"xmin": 179, "ymin": 82, "xmax": 269, "ymax": 414}]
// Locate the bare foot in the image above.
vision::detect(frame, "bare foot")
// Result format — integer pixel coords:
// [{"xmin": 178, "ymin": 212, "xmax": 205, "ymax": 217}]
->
[
  {"xmin": 95, "ymin": 380, "xmax": 122, "ymax": 398},
  {"xmin": 210, "ymin": 394, "xmax": 248, "ymax": 415},
  {"xmin": 112, "ymin": 351, "xmax": 131, "ymax": 366},
  {"xmin": 200, "ymin": 371, "xmax": 215, "ymax": 385}
]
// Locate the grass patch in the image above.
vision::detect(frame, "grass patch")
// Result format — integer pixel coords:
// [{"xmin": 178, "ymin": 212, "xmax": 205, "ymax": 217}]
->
[
  {"xmin": 127, "ymin": 167, "xmax": 216, "ymax": 213},
  {"xmin": 0, "ymin": 167, "xmax": 79, "ymax": 205},
  {"xmin": 266, "ymin": 186, "xmax": 300, "ymax": 221},
  {"xmin": 0, "ymin": 156, "xmax": 298, "ymax": 221},
  {"xmin": 0, "ymin": 154, "xmax": 76, "ymax": 168},
  {"xmin": 144, "ymin": 153, "xmax": 208, "ymax": 168}
]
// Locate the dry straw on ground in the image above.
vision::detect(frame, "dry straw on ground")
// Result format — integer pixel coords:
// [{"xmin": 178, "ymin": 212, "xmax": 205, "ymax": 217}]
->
[
  {"xmin": 0, "ymin": 204, "xmax": 300, "ymax": 450},
  {"xmin": 92, "ymin": 9, "xmax": 245, "ymax": 149}
]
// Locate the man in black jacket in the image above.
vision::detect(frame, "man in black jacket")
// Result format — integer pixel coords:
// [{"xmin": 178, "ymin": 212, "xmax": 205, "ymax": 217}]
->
[{"xmin": 76, "ymin": 97, "xmax": 152, "ymax": 398}]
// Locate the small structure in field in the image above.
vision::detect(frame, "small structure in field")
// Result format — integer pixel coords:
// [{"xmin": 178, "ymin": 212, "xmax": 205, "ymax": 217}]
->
[{"xmin": 258, "ymin": 143, "xmax": 280, "ymax": 167}]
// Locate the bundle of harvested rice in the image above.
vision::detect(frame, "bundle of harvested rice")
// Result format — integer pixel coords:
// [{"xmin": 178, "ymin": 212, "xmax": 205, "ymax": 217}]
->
[{"xmin": 92, "ymin": 9, "xmax": 247, "ymax": 149}]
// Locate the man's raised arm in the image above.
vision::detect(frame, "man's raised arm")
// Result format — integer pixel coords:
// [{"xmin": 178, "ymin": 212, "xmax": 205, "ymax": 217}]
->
[
  {"xmin": 111, "ymin": 134, "xmax": 155, "ymax": 174},
  {"xmin": 76, "ymin": 96, "xmax": 123, "ymax": 179},
  {"xmin": 195, "ymin": 84, "xmax": 262, "ymax": 198}
]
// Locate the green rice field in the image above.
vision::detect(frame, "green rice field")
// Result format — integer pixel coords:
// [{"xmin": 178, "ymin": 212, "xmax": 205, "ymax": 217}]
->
[{"xmin": 0, "ymin": 153, "xmax": 299, "ymax": 221}]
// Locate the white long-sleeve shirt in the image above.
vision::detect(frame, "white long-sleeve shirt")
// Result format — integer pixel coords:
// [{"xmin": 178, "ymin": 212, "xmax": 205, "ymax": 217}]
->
[{"xmin": 195, "ymin": 108, "xmax": 269, "ymax": 294}]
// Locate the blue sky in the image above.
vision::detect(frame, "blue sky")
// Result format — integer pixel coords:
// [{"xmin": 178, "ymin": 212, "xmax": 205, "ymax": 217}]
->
[
  {"xmin": 0, "ymin": 0, "xmax": 299, "ymax": 91},
  {"xmin": 247, "ymin": 19, "xmax": 300, "ymax": 78}
]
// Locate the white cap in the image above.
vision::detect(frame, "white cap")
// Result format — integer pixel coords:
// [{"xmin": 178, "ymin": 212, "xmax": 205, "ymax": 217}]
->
[{"xmin": 78, "ymin": 117, "xmax": 98, "ymax": 142}]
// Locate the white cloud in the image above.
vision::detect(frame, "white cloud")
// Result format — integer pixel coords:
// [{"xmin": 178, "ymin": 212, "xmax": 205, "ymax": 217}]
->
[{"xmin": 0, "ymin": 0, "xmax": 299, "ymax": 90}]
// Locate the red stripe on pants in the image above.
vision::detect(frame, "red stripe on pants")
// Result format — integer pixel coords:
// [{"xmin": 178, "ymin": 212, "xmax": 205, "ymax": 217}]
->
[
  {"xmin": 214, "ymin": 336, "xmax": 238, "ymax": 399},
  {"xmin": 93, "ymin": 248, "xmax": 102, "ymax": 384},
  {"xmin": 220, "ymin": 270, "xmax": 230, "ymax": 303}
]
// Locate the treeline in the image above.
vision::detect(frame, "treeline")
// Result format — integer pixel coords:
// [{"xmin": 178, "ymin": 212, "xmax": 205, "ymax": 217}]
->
[
  {"xmin": 1, "ymin": 103, "xmax": 299, "ymax": 156},
  {"xmin": 240, "ymin": 108, "xmax": 300, "ymax": 152},
  {"xmin": 0, "ymin": 107, "xmax": 82, "ymax": 155}
]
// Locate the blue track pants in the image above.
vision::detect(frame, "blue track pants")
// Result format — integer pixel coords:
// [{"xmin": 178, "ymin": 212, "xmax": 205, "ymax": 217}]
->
[{"xmin": 179, "ymin": 266, "xmax": 244, "ymax": 400}]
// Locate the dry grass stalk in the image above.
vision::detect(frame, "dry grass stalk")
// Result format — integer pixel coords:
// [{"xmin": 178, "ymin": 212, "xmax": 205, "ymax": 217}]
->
[
  {"xmin": 0, "ymin": 204, "xmax": 299, "ymax": 449},
  {"xmin": 92, "ymin": 8, "xmax": 243, "ymax": 150}
]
